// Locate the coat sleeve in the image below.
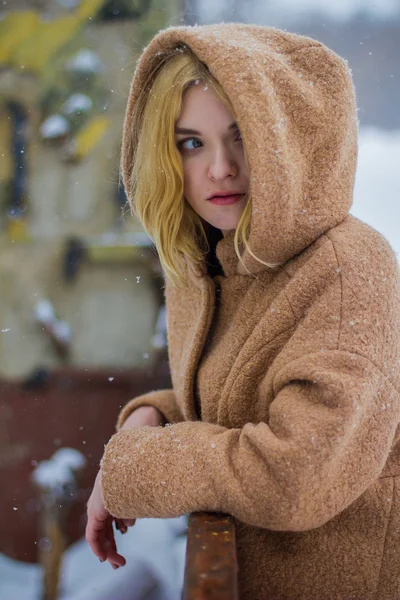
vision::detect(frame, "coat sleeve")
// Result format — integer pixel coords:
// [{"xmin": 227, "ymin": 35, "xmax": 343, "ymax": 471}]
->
[
  {"xmin": 116, "ymin": 389, "xmax": 184, "ymax": 430},
  {"xmin": 102, "ymin": 227, "xmax": 400, "ymax": 531},
  {"xmin": 101, "ymin": 348, "xmax": 400, "ymax": 531}
]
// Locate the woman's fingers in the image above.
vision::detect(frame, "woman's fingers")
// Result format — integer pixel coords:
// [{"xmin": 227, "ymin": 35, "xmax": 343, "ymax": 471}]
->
[
  {"xmin": 103, "ymin": 539, "xmax": 126, "ymax": 567},
  {"xmin": 114, "ymin": 519, "xmax": 127, "ymax": 534},
  {"xmin": 86, "ymin": 513, "xmax": 125, "ymax": 566},
  {"xmin": 123, "ymin": 519, "xmax": 137, "ymax": 527},
  {"xmin": 86, "ymin": 470, "xmax": 127, "ymax": 569},
  {"xmin": 115, "ymin": 518, "xmax": 136, "ymax": 534},
  {"xmin": 104, "ymin": 518, "xmax": 126, "ymax": 568},
  {"xmin": 85, "ymin": 512, "xmax": 109, "ymax": 560}
]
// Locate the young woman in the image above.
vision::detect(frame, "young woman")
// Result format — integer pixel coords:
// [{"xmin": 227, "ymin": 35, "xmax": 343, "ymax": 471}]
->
[{"xmin": 86, "ymin": 24, "xmax": 400, "ymax": 599}]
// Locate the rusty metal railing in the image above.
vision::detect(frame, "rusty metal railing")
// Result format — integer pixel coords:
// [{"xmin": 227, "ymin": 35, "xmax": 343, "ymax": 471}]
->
[{"xmin": 182, "ymin": 513, "xmax": 239, "ymax": 600}]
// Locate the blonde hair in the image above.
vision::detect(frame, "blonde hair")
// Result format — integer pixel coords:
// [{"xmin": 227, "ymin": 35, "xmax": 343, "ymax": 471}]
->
[{"xmin": 124, "ymin": 46, "xmax": 270, "ymax": 287}]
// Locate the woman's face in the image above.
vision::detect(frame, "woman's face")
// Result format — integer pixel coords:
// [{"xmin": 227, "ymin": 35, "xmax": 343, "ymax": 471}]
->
[{"xmin": 175, "ymin": 82, "xmax": 249, "ymax": 235}]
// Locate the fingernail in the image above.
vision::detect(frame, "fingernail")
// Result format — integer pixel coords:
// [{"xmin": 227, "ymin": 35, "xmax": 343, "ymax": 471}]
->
[
  {"xmin": 115, "ymin": 521, "xmax": 120, "ymax": 531},
  {"xmin": 99, "ymin": 559, "xmax": 104, "ymax": 563},
  {"xmin": 112, "ymin": 564, "xmax": 119, "ymax": 570},
  {"xmin": 120, "ymin": 528, "xmax": 127, "ymax": 535}
]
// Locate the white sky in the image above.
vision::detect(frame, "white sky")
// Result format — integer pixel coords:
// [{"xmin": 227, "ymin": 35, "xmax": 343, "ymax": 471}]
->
[
  {"xmin": 264, "ymin": 0, "xmax": 400, "ymax": 21},
  {"xmin": 352, "ymin": 127, "xmax": 399, "ymax": 260},
  {"xmin": 199, "ymin": 0, "xmax": 400, "ymax": 23}
]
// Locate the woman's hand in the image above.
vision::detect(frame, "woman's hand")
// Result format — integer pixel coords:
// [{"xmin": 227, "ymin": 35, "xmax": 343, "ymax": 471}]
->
[
  {"xmin": 85, "ymin": 405, "xmax": 166, "ymax": 568},
  {"xmin": 85, "ymin": 470, "xmax": 127, "ymax": 569},
  {"xmin": 120, "ymin": 405, "xmax": 166, "ymax": 430}
]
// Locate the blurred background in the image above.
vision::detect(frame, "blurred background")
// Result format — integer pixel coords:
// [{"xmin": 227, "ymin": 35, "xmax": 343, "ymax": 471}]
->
[{"xmin": 0, "ymin": 1, "xmax": 399, "ymax": 599}]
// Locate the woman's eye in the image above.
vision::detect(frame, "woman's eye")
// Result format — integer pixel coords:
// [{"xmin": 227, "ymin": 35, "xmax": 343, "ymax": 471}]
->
[
  {"xmin": 236, "ymin": 131, "xmax": 243, "ymax": 142},
  {"xmin": 178, "ymin": 138, "xmax": 202, "ymax": 152}
]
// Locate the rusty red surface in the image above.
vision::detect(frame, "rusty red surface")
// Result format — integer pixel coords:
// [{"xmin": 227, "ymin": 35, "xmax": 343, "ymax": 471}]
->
[
  {"xmin": 183, "ymin": 512, "xmax": 238, "ymax": 600},
  {"xmin": 0, "ymin": 354, "xmax": 171, "ymax": 563}
]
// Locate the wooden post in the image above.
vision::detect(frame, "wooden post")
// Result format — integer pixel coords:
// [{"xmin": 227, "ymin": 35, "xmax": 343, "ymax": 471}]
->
[
  {"xmin": 182, "ymin": 512, "xmax": 239, "ymax": 600},
  {"xmin": 32, "ymin": 448, "xmax": 86, "ymax": 600}
]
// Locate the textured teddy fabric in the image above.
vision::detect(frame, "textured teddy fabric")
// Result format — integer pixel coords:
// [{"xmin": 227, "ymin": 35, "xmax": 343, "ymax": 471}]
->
[{"xmin": 101, "ymin": 24, "xmax": 400, "ymax": 599}]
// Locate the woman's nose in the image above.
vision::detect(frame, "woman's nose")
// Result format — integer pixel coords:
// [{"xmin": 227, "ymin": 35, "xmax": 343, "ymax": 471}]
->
[{"xmin": 208, "ymin": 147, "xmax": 238, "ymax": 181}]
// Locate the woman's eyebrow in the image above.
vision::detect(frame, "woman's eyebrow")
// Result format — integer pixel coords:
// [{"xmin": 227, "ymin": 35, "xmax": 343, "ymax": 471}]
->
[
  {"xmin": 174, "ymin": 121, "xmax": 238, "ymax": 135},
  {"xmin": 175, "ymin": 126, "xmax": 201, "ymax": 135}
]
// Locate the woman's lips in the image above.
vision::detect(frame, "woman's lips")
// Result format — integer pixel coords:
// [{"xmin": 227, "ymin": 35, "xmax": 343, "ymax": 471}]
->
[{"xmin": 208, "ymin": 194, "xmax": 245, "ymax": 206}]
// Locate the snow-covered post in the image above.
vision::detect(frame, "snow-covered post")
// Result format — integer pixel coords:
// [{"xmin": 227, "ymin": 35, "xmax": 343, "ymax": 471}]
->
[
  {"xmin": 33, "ymin": 299, "xmax": 72, "ymax": 360},
  {"xmin": 32, "ymin": 448, "xmax": 86, "ymax": 600}
]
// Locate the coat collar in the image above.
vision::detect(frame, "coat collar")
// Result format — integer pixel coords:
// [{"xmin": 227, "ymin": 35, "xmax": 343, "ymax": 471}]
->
[{"xmin": 187, "ymin": 229, "xmax": 277, "ymax": 282}]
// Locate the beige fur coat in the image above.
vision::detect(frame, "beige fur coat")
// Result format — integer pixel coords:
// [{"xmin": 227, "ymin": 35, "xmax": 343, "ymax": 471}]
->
[{"xmin": 101, "ymin": 24, "xmax": 400, "ymax": 599}]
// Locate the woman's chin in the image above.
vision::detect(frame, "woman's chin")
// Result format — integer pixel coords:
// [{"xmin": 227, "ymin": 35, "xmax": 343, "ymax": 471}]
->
[
  {"xmin": 209, "ymin": 221, "xmax": 239, "ymax": 233},
  {"xmin": 209, "ymin": 209, "xmax": 245, "ymax": 233}
]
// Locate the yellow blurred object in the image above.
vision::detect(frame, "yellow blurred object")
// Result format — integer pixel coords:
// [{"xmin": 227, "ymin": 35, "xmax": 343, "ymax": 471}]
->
[
  {"xmin": 77, "ymin": 0, "xmax": 107, "ymax": 20},
  {"xmin": 12, "ymin": 16, "xmax": 82, "ymax": 73},
  {"xmin": 87, "ymin": 245, "xmax": 142, "ymax": 263},
  {"xmin": 0, "ymin": 110, "xmax": 14, "ymax": 182},
  {"xmin": 0, "ymin": 0, "xmax": 107, "ymax": 73},
  {"xmin": 0, "ymin": 12, "xmax": 39, "ymax": 66},
  {"xmin": 6, "ymin": 218, "xmax": 30, "ymax": 243},
  {"xmin": 68, "ymin": 116, "xmax": 110, "ymax": 160}
]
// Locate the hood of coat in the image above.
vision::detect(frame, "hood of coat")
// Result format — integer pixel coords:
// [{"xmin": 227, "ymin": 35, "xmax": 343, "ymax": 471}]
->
[{"xmin": 122, "ymin": 23, "xmax": 358, "ymax": 275}]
